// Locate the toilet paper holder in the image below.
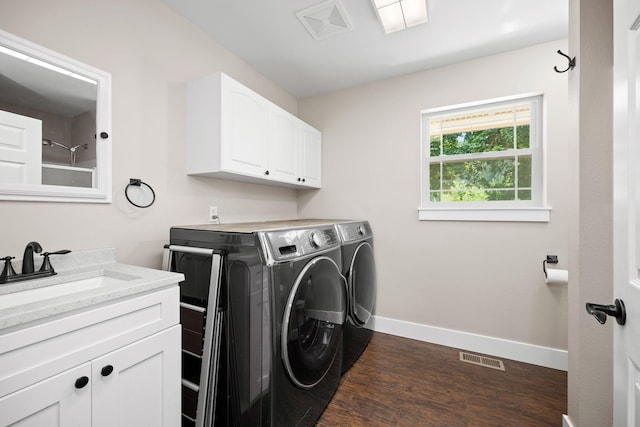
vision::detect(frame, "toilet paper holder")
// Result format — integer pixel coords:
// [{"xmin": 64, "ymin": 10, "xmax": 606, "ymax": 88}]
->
[{"xmin": 543, "ymin": 255, "xmax": 558, "ymax": 279}]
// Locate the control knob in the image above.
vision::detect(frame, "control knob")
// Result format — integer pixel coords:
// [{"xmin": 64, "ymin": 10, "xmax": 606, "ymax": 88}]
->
[{"xmin": 309, "ymin": 231, "xmax": 324, "ymax": 248}]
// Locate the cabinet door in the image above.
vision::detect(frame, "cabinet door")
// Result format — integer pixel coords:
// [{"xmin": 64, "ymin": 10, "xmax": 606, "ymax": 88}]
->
[
  {"xmin": 92, "ymin": 325, "xmax": 181, "ymax": 427},
  {"xmin": 220, "ymin": 76, "xmax": 270, "ymax": 177},
  {"xmin": 300, "ymin": 123, "xmax": 322, "ymax": 188},
  {"xmin": 0, "ymin": 363, "xmax": 91, "ymax": 427},
  {"xmin": 268, "ymin": 106, "xmax": 300, "ymax": 184}
]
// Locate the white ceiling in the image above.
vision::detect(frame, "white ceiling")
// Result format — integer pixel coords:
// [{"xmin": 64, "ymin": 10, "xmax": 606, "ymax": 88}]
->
[{"xmin": 161, "ymin": 0, "xmax": 568, "ymax": 98}]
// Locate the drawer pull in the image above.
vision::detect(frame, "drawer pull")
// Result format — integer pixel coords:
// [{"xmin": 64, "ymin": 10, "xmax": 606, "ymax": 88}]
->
[
  {"xmin": 101, "ymin": 365, "xmax": 114, "ymax": 376},
  {"xmin": 75, "ymin": 376, "xmax": 89, "ymax": 389}
]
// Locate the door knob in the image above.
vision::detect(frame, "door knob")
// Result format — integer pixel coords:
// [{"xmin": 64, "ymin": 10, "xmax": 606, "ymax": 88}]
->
[{"xmin": 585, "ymin": 298, "xmax": 626, "ymax": 325}]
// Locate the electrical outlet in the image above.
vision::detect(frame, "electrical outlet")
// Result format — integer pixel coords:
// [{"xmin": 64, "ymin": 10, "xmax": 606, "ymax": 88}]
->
[{"xmin": 209, "ymin": 206, "xmax": 219, "ymax": 223}]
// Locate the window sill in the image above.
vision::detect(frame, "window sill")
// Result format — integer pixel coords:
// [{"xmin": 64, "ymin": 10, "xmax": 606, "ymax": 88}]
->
[{"xmin": 418, "ymin": 207, "xmax": 551, "ymax": 222}]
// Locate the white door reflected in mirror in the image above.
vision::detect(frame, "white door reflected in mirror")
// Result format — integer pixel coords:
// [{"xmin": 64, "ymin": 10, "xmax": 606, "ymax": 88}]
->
[
  {"xmin": 0, "ymin": 110, "xmax": 42, "ymax": 184},
  {"xmin": 0, "ymin": 29, "xmax": 111, "ymax": 203}
]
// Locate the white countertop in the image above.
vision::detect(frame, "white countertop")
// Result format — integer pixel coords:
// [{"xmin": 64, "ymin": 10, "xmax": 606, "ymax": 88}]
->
[{"xmin": 0, "ymin": 248, "xmax": 184, "ymax": 331}]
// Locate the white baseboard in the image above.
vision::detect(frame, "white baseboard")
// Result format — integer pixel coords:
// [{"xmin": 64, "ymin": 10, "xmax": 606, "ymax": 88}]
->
[
  {"xmin": 368, "ymin": 315, "xmax": 568, "ymax": 371},
  {"xmin": 562, "ymin": 414, "xmax": 574, "ymax": 427}
]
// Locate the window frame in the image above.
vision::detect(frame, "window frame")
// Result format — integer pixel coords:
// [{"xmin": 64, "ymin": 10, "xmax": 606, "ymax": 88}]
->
[{"xmin": 418, "ymin": 93, "xmax": 550, "ymax": 222}]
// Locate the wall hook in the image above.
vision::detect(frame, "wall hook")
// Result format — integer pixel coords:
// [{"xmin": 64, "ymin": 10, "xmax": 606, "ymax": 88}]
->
[{"xmin": 554, "ymin": 50, "xmax": 576, "ymax": 73}]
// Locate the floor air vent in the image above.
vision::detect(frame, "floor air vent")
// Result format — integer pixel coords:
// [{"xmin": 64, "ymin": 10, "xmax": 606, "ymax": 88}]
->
[{"xmin": 459, "ymin": 352, "xmax": 505, "ymax": 371}]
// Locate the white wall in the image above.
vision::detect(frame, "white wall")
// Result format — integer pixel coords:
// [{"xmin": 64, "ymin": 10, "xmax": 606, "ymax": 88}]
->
[
  {"xmin": 0, "ymin": 0, "xmax": 300, "ymax": 267},
  {"xmin": 567, "ymin": 0, "xmax": 613, "ymax": 425},
  {"xmin": 298, "ymin": 40, "xmax": 570, "ymax": 354},
  {"xmin": 0, "ymin": 0, "xmax": 571, "ymax": 369}
]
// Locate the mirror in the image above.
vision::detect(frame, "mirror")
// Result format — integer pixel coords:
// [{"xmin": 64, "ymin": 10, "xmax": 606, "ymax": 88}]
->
[{"xmin": 0, "ymin": 29, "xmax": 111, "ymax": 202}]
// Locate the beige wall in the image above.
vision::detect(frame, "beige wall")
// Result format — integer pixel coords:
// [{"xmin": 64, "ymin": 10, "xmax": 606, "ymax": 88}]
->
[
  {"xmin": 0, "ymin": 0, "xmax": 300, "ymax": 267},
  {"xmin": 567, "ymin": 0, "xmax": 613, "ymax": 425},
  {"xmin": 0, "ymin": 0, "xmax": 579, "ymax": 417},
  {"xmin": 298, "ymin": 40, "xmax": 570, "ymax": 351}
]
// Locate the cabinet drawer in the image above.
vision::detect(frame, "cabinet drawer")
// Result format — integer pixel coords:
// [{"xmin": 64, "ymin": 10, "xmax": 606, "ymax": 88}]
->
[{"xmin": 0, "ymin": 286, "xmax": 179, "ymax": 398}]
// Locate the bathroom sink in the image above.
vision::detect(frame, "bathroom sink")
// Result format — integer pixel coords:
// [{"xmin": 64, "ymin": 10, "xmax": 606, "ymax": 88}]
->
[{"xmin": 0, "ymin": 272, "xmax": 139, "ymax": 310}]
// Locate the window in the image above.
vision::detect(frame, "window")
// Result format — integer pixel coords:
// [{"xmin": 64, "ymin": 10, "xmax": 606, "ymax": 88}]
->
[{"xmin": 419, "ymin": 94, "xmax": 549, "ymax": 222}]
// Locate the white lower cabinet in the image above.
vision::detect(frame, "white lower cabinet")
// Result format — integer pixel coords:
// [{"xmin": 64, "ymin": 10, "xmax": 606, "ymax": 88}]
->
[
  {"xmin": 0, "ymin": 362, "xmax": 92, "ymax": 426},
  {"xmin": 0, "ymin": 286, "xmax": 181, "ymax": 427},
  {"xmin": 92, "ymin": 326, "xmax": 180, "ymax": 427}
]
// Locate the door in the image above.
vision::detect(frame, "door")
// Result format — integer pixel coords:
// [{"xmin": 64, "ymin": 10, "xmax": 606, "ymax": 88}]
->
[
  {"xmin": 299, "ymin": 122, "xmax": 322, "ymax": 188},
  {"xmin": 92, "ymin": 326, "xmax": 181, "ymax": 427},
  {"xmin": 220, "ymin": 75, "xmax": 269, "ymax": 177},
  {"xmin": 347, "ymin": 242, "xmax": 376, "ymax": 327},
  {"xmin": 281, "ymin": 256, "xmax": 346, "ymax": 389},
  {"xmin": 269, "ymin": 105, "xmax": 299, "ymax": 184},
  {"xmin": 0, "ymin": 362, "xmax": 91, "ymax": 426},
  {"xmin": 614, "ymin": 0, "xmax": 640, "ymax": 424},
  {"xmin": 0, "ymin": 110, "xmax": 42, "ymax": 184}
]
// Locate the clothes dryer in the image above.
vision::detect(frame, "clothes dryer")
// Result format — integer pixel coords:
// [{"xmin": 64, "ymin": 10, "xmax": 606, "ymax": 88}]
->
[
  {"xmin": 335, "ymin": 220, "xmax": 377, "ymax": 374},
  {"xmin": 168, "ymin": 221, "xmax": 346, "ymax": 426}
]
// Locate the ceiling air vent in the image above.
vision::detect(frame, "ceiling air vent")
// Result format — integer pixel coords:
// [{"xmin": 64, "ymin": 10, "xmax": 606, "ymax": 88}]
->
[{"xmin": 296, "ymin": 0, "xmax": 354, "ymax": 41}]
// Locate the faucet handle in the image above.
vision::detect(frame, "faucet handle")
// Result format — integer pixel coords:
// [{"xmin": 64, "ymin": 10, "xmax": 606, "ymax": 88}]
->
[
  {"xmin": 47, "ymin": 250, "xmax": 71, "ymax": 256},
  {"xmin": 39, "ymin": 250, "xmax": 71, "ymax": 274},
  {"xmin": 1, "ymin": 256, "xmax": 17, "ymax": 283}
]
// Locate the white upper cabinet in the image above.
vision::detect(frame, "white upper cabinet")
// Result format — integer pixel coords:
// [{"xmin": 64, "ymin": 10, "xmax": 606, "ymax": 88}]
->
[
  {"xmin": 220, "ymin": 76, "xmax": 269, "ymax": 176},
  {"xmin": 187, "ymin": 72, "xmax": 322, "ymax": 189},
  {"xmin": 268, "ymin": 104, "xmax": 300, "ymax": 184},
  {"xmin": 299, "ymin": 122, "xmax": 322, "ymax": 188}
]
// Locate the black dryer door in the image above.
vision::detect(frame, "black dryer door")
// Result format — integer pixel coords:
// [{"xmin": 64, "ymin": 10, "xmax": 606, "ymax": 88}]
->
[
  {"xmin": 349, "ymin": 241, "xmax": 376, "ymax": 327},
  {"xmin": 281, "ymin": 256, "xmax": 346, "ymax": 389}
]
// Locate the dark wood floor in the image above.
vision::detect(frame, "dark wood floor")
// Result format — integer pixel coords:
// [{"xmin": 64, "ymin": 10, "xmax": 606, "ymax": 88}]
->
[{"xmin": 317, "ymin": 332, "xmax": 567, "ymax": 427}]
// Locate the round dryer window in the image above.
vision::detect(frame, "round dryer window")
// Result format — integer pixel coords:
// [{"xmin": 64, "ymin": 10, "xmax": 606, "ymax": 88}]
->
[
  {"xmin": 281, "ymin": 256, "xmax": 346, "ymax": 389},
  {"xmin": 349, "ymin": 242, "xmax": 376, "ymax": 327}
]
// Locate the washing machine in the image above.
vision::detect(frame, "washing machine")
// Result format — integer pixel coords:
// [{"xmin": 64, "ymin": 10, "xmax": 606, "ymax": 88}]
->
[
  {"xmin": 335, "ymin": 220, "xmax": 377, "ymax": 374},
  {"xmin": 167, "ymin": 220, "xmax": 346, "ymax": 427}
]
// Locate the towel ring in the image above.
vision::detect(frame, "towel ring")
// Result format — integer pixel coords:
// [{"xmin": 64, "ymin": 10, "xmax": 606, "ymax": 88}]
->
[{"xmin": 125, "ymin": 178, "xmax": 156, "ymax": 208}]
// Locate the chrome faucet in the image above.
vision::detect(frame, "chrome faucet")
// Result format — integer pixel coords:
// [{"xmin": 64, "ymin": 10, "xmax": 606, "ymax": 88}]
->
[{"xmin": 21, "ymin": 241, "xmax": 43, "ymax": 274}]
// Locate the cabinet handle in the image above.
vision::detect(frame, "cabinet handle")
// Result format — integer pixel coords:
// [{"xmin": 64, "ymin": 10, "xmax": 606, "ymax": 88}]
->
[
  {"xmin": 302, "ymin": 178, "xmax": 306, "ymax": 182},
  {"xmin": 265, "ymin": 170, "xmax": 270, "ymax": 176},
  {"xmin": 297, "ymin": 177, "xmax": 301, "ymax": 182},
  {"xmin": 101, "ymin": 365, "xmax": 114, "ymax": 377},
  {"xmin": 99, "ymin": 131, "xmax": 109, "ymax": 139},
  {"xmin": 75, "ymin": 376, "xmax": 89, "ymax": 389}
]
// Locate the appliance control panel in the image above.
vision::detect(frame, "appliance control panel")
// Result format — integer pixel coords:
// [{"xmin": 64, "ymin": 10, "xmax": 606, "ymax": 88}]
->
[
  {"xmin": 336, "ymin": 221, "xmax": 372, "ymax": 242},
  {"xmin": 262, "ymin": 226, "xmax": 340, "ymax": 263}
]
